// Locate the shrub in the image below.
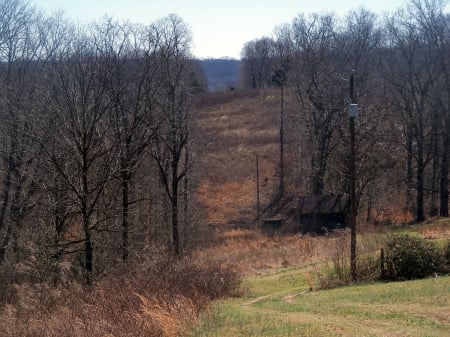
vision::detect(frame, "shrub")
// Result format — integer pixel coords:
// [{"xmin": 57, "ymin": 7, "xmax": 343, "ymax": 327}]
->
[
  {"xmin": 384, "ymin": 235, "xmax": 444, "ymax": 281},
  {"xmin": 356, "ymin": 255, "xmax": 381, "ymax": 282},
  {"xmin": 0, "ymin": 255, "xmax": 242, "ymax": 337},
  {"xmin": 317, "ymin": 254, "xmax": 381, "ymax": 289},
  {"xmin": 444, "ymin": 241, "xmax": 450, "ymax": 273}
]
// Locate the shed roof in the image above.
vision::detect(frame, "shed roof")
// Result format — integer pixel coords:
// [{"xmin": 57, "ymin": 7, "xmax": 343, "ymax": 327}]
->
[{"xmin": 297, "ymin": 195, "xmax": 349, "ymax": 215}]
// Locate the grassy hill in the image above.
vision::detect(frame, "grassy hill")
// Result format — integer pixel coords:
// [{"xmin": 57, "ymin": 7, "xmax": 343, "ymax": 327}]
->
[
  {"xmin": 1, "ymin": 91, "xmax": 447, "ymax": 337},
  {"xmin": 191, "ymin": 267, "xmax": 450, "ymax": 337},
  {"xmin": 194, "ymin": 91, "xmax": 280, "ymax": 228},
  {"xmin": 190, "ymin": 91, "xmax": 450, "ymax": 336}
]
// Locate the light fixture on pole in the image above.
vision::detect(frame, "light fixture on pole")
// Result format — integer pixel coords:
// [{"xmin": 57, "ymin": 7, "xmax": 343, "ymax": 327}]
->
[{"xmin": 348, "ymin": 103, "xmax": 358, "ymax": 118}]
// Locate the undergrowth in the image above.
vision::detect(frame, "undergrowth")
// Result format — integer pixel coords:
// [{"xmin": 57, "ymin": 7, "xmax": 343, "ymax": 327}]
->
[{"xmin": 0, "ymin": 256, "xmax": 241, "ymax": 337}]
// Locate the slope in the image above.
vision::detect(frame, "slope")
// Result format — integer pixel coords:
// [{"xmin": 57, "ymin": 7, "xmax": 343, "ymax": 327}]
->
[{"xmin": 194, "ymin": 91, "xmax": 280, "ymax": 227}]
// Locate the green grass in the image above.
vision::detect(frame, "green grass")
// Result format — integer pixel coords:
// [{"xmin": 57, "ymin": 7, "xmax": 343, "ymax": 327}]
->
[
  {"xmin": 191, "ymin": 267, "xmax": 450, "ymax": 337},
  {"xmin": 191, "ymin": 220, "xmax": 450, "ymax": 336}
]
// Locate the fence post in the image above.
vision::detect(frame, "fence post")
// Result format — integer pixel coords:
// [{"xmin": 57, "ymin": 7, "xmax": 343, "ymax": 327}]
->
[{"xmin": 380, "ymin": 248, "xmax": 386, "ymax": 280}]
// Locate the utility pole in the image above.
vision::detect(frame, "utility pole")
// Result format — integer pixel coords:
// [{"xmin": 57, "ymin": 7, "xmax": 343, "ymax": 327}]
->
[
  {"xmin": 279, "ymin": 77, "xmax": 284, "ymax": 199},
  {"xmin": 349, "ymin": 71, "xmax": 358, "ymax": 282},
  {"xmin": 256, "ymin": 154, "xmax": 260, "ymax": 228},
  {"xmin": 273, "ymin": 69, "xmax": 286, "ymax": 199}
]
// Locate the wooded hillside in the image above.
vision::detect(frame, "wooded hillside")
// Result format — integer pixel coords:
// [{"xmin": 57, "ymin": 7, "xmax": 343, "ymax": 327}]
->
[{"xmin": 0, "ymin": 0, "xmax": 448, "ymax": 294}]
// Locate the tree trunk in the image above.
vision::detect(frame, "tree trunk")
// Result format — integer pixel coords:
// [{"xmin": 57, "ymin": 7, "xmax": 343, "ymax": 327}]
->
[
  {"xmin": 440, "ymin": 131, "xmax": 449, "ymax": 217},
  {"xmin": 312, "ymin": 138, "xmax": 328, "ymax": 195},
  {"xmin": 171, "ymin": 160, "xmax": 180, "ymax": 255},
  {"xmin": 84, "ymin": 228, "xmax": 93, "ymax": 285},
  {"xmin": 121, "ymin": 173, "xmax": 129, "ymax": 261},
  {"xmin": 52, "ymin": 230, "xmax": 62, "ymax": 286},
  {"xmin": 279, "ymin": 83, "xmax": 284, "ymax": 198},
  {"xmin": 430, "ymin": 128, "xmax": 439, "ymax": 217},
  {"xmin": 406, "ymin": 128, "xmax": 414, "ymax": 213},
  {"xmin": 183, "ymin": 150, "xmax": 189, "ymax": 233},
  {"xmin": 0, "ymin": 222, "xmax": 13, "ymax": 264},
  {"xmin": 82, "ymin": 157, "xmax": 93, "ymax": 284},
  {"xmin": 0, "ymin": 167, "xmax": 12, "ymax": 234},
  {"xmin": 416, "ymin": 145, "xmax": 425, "ymax": 223},
  {"xmin": 0, "ymin": 166, "xmax": 12, "ymax": 265},
  {"xmin": 0, "ymin": 136, "xmax": 19, "ymax": 264}
]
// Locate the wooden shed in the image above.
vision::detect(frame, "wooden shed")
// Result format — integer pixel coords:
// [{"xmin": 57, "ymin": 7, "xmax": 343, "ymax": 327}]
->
[
  {"xmin": 261, "ymin": 216, "xmax": 283, "ymax": 233},
  {"xmin": 296, "ymin": 195, "xmax": 349, "ymax": 234}
]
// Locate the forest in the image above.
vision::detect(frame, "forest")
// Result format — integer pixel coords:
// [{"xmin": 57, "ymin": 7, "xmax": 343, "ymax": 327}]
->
[
  {"xmin": 0, "ymin": 0, "xmax": 449, "ymax": 336},
  {"xmin": 0, "ymin": 1, "xmax": 206, "ymax": 284},
  {"xmin": 239, "ymin": 0, "xmax": 450, "ymax": 225}
]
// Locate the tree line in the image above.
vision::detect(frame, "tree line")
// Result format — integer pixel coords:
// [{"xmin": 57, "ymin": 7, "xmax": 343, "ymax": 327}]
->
[
  {"xmin": 1, "ymin": 0, "xmax": 448, "ymax": 287},
  {"xmin": 0, "ymin": 0, "xmax": 203, "ymax": 285},
  {"xmin": 197, "ymin": 58, "xmax": 240, "ymax": 91},
  {"xmin": 240, "ymin": 0, "xmax": 450, "ymax": 224}
]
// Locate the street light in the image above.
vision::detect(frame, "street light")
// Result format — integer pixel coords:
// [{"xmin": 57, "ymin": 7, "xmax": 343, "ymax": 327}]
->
[{"xmin": 349, "ymin": 71, "xmax": 358, "ymax": 282}]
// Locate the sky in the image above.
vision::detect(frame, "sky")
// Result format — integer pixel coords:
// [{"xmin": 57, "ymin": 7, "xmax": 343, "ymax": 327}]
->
[{"xmin": 32, "ymin": 0, "xmax": 441, "ymax": 59}]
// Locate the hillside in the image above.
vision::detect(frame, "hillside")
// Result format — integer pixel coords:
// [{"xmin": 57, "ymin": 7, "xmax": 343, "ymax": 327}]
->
[
  {"xmin": 192, "ymin": 266, "xmax": 450, "ymax": 336},
  {"xmin": 191, "ymin": 91, "xmax": 449, "ymax": 337},
  {"xmin": 194, "ymin": 91, "xmax": 280, "ymax": 228}
]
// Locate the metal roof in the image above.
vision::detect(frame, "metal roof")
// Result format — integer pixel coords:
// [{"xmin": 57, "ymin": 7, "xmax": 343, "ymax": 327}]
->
[{"xmin": 297, "ymin": 195, "xmax": 349, "ymax": 215}]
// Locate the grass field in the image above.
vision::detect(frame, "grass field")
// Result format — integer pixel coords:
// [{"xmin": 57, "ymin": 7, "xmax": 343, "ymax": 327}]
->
[
  {"xmin": 190, "ymin": 92, "xmax": 450, "ymax": 337},
  {"xmin": 191, "ymin": 266, "xmax": 450, "ymax": 337},
  {"xmin": 191, "ymin": 221, "xmax": 450, "ymax": 337}
]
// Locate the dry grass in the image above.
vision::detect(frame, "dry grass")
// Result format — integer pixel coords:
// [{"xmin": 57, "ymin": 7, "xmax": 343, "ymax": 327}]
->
[
  {"xmin": 197, "ymin": 180, "xmax": 257, "ymax": 225},
  {"xmin": 191, "ymin": 223, "xmax": 450, "ymax": 336},
  {"xmin": 0, "ymin": 257, "xmax": 241, "ymax": 337},
  {"xmin": 194, "ymin": 91, "xmax": 279, "ymax": 226},
  {"xmin": 417, "ymin": 218, "xmax": 450, "ymax": 240},
  {"xmin": 136, "ymin": 293, "xmax": 195, "ymax": 337},
  {"xmin": 195, "ymin": 228, "xmax": 363, "ymax": 275},
  {"xmin": 194, "ymin": 89, "xmax": 415, "ymax": 233},
  {"xmin": 4, "ymin": 88, "xmax": 445, "ymax": 336}
]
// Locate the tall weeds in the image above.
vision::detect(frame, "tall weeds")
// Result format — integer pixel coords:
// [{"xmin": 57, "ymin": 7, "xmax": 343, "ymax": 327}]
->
[{"xmin": 0, "ymin": 256, "xmax": 241, "ymax": 337}]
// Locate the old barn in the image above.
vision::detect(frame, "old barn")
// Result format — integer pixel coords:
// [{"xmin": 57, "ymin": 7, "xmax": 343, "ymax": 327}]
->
[
  {"xmin": 296, "ymin": 195, "xmax": 350, "ymax": 234},
  {"xmin": 260, "ymin": 195, "xmax": 350, "ymax": 234}
]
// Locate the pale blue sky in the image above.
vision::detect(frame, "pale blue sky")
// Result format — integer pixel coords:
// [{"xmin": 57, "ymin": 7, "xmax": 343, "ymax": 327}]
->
[{"xmin": 32, "ymin": 0, "xmax": 443, "ymax": 59}]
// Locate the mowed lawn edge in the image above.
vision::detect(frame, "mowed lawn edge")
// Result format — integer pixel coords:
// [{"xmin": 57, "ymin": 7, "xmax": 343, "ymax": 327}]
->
[{"xmin": 190, "ymin": 267, "xmax": 450, "ymax": 337}]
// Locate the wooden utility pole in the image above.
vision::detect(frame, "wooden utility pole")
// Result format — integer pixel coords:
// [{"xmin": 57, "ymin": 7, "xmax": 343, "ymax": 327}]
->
[
  {"xmin": 256, "ymin": 154, "xmax": 260, "ymax": 228},
  {"xmin": 273, "ymin": 69, "xmax": 286, "ymax": 199},
  {"xmin": 279, "ymin": 75, "xmax": 285, "ymax": 198},
  {"xmin": 349, "ymin": 71, "xmax": 358, "ymax": 282}
]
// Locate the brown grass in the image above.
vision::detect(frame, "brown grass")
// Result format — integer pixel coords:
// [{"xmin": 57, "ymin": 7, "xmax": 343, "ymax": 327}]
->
[
  {"xmin": 194, "ymin": 89, "xmax": 416, "ymax": 234},
  {"xmin": 3, "ymin": 88, "xmax": 435, "ymax": 336},
  {"xmin": 0, "ymin": 257, "xmax": 241, "ymax": 337},
  {"xmin": 194, "ymin": 91, "xmax": 279, "ymax": 227},
  {"xmin": 197, "ymin": 180, "xmax": 257, "ymax": 225},
  {"xmin": 417, "ymin": 218, "xmax": 450, "ymax": 240},
  {"xmin": 194, "ymin": 228, "xmax": 355, "ymax": 275}
]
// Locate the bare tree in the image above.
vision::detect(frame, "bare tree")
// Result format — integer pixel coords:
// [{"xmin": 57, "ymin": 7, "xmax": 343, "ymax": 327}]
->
[
  {"xmin": 0, "ymin": 0, "xmax": 41, "ymax": 265},
  {"xmin": 382, "ymin": 4, "xmax": 440, "ymax": 222},
  {"xmin": 290, "ymin": 13, "xmax": 348, "ymax": 195},
  {"xmin": 240, "ymin": 37, "xmax": 275, "ymax": 89},
  {"xmin": 410, "ymin": 0, "xmax": 450, "ymax": 217},
  {"xmin": 96, "ymin": 19, "xmax": 159, "ymax": 261},
  {"xmin": 39, "ymin": 26, "xmax": 118, "ymax": 284},
  {"xmin": 150, "ymin": 14, "xmax": 195, "ymax": 255}
]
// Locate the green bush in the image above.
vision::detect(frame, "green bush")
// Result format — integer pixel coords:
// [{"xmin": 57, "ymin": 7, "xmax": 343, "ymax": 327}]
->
[
  {"xmin": 384, "ymin": 235, "xmax": 444, "ymax": 281},
  {"xmin": 445, "ymin": 241, "xmax": 450, "ymax": 273}
]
